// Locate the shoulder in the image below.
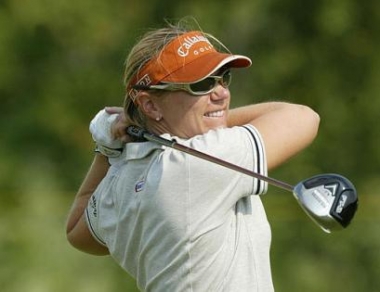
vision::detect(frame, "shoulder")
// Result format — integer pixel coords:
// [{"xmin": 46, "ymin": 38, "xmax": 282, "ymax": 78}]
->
[
  {"xmin": 181, "ymin": 125, "xmax": 264, "ymax": 154},
  {"xmin": 162, "ymin": 126, "xmax": 265, "ymax": 171}
]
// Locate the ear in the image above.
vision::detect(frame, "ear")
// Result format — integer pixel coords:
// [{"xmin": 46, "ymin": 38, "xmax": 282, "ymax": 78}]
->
[{"xmin": 135, "ymin": 92, "xmax": 162, "ymax": 120}]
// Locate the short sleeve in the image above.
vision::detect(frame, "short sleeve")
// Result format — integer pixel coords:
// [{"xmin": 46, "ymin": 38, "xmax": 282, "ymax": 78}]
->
[
  {"xmin": 85, "ymin": 191, "xmax": 107, "ymax": 246},
  {"xmin": 240, "ymin": 124, "xmax": 268, "ymax": 195}
]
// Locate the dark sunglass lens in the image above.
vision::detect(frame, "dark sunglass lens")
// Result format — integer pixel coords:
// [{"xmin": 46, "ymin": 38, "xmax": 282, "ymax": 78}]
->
[
  {"xmin": 190, "ymin": 78, "xmax": 215, "ymax": 93},
  {"xmin": 222, "ymin": 71, "xmax": 232, "ymax": 87}
]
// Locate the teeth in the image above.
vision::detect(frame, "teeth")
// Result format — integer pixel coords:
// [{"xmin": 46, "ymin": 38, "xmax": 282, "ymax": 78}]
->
[{"xmin": 205, "ymin": 110, "xmax": 224, "ymax": 118}]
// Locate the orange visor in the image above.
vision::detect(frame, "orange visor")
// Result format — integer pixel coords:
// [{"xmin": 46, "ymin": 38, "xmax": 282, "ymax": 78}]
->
[{"xmin": 128, "ymin": 31, "xmax": 251, "ymax": 100}]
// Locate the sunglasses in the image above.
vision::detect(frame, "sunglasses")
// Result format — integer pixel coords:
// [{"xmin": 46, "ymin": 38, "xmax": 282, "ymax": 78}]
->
[{"xmin": 132, "ymin": 70, "xmax": 232, "ymax": 96}]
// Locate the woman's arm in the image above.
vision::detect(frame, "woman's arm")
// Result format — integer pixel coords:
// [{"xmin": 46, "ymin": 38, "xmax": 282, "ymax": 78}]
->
[
  {"xmin": 66, "ymin": 107, "xmax": 130, "ymax": 255},
  {"xmin": 228, "ymin": 102, "xmax": 320, "ymax": 170},
  {"xmin": 66, "ymin": 154, "xmax": 110, "ymax": 255}
]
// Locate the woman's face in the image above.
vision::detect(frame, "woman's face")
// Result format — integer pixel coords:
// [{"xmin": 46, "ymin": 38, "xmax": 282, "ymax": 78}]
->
[{"xmin": 153, "ymin": 84, "xmax": 231, "ymax": 138}]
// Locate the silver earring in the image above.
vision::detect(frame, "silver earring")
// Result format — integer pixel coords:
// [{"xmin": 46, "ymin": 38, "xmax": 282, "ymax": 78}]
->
[{"xmin": 156, "ymin": 116, "xmax": 161, "ymax": 121}]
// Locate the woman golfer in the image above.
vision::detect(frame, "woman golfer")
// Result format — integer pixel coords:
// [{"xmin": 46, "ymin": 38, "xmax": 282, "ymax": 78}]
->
[{"xmin": 66, "ymin": 20, "xmax": 320, "ymax": 291}]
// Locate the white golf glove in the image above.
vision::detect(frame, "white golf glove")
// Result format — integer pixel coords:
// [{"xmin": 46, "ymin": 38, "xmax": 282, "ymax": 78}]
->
[{"xmin": 90, "ymin": 109, "xmax": 124, "ymax": 158}]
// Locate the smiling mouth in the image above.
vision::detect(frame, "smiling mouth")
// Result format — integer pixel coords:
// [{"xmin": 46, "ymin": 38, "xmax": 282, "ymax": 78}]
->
[{"xmin": 204, "ymin": 110, "xmax": 224, "ymax": 118}]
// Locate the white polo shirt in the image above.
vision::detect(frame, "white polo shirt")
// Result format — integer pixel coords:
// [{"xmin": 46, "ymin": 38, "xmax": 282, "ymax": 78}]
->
[{"xmin": 86, "ymin": 125, "xmax": 273, "ymax": 291}]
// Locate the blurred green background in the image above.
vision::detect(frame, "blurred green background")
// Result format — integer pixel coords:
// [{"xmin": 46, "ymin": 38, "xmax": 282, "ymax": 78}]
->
[{"xmin": 1, "ymin": 0, "xmax": 379, "ymax": 291}]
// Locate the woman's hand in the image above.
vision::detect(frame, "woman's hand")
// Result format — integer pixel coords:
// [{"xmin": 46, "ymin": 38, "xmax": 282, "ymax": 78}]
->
[{"xmin": 105, "ymin": 107, "xmax": 131, "ymax": 143}]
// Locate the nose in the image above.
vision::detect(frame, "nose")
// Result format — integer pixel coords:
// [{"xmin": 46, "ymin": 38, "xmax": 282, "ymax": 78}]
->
[{"xmin": 210, "ymin": 84, "xmax": 230, "ymax": 102}]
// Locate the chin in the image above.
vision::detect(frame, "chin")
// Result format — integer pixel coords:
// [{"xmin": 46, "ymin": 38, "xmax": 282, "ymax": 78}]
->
[{"xmin": 204, "ymin": 121, "xmax": 227, "ymax": 131}]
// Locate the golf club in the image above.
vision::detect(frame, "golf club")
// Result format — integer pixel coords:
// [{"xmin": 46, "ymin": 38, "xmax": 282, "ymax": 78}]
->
[{"xmin": 126, "ymin": 125, "xmax": 358, "ymax": 233}]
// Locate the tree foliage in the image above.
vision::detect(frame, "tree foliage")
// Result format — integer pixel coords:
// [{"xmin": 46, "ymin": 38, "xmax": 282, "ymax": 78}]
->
[{"xmin": 1, "ymin": 0, "xmax": 379, "ymax": 291}]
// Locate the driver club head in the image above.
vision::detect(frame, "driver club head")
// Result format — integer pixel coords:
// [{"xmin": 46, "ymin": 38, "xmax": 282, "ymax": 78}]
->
[{"xmin": 293, "ymin": 173, "xmax": 358, "ymax": 233}]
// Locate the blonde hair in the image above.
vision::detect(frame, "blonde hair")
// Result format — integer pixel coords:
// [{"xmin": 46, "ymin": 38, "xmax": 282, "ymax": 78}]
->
[{"xmin": 123, "ymin": 19, "xmax": 230, "ymax": 128}]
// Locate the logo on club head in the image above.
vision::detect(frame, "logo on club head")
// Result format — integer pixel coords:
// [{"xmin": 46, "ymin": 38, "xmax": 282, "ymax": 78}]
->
[{"xmin": 325, "ymin": 184, "xmax": 338, "ymax": 197}]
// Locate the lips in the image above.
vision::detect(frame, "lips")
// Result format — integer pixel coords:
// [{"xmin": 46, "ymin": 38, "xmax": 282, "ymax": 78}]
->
[{"xmin": 204, "ymin": 110, "xmax": 224, "ymax": 118}]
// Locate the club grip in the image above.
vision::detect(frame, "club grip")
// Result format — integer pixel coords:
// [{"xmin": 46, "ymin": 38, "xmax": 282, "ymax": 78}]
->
[{"xmin": 127, "ymin": 125, "xmax": 147, "ymax": 140}]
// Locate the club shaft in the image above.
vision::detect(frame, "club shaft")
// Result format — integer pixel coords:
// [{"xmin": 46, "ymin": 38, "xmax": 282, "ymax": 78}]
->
[{"xmin": 127, "ymin": 126, "xmax": 294, "ymax": 192}]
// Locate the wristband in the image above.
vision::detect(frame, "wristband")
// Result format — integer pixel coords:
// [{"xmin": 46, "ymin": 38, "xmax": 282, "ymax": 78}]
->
[{"xmin": 95, "ymin": 144, "xmax": 123, "ymax": 158}]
